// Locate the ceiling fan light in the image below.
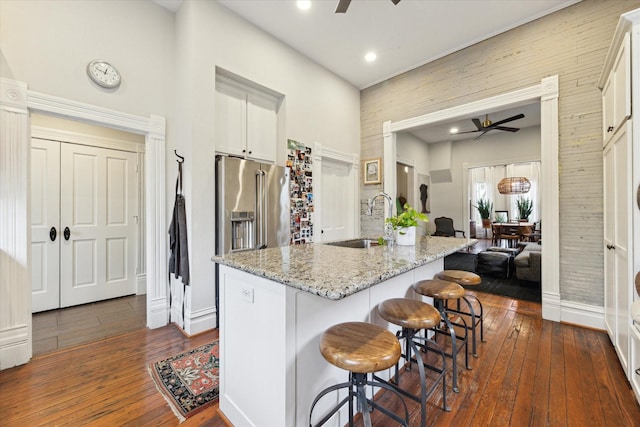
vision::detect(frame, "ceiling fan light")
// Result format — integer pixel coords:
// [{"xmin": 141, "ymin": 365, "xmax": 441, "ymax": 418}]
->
[{"xmin": 498, "ymin": 177, "xmax": 531, "ymax": 194}]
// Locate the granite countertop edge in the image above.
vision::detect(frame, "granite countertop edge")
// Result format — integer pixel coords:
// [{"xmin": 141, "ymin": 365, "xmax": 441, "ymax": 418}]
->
[{"xmin": 213, "ymin": 236, "xmax": 477, "ymax": 300}]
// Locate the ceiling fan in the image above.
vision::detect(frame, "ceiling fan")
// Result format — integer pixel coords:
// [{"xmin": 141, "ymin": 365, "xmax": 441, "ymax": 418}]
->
[
  {"xmin": 335, "ymin": 0, "xmax": 401, "ymax": 14},
  {"xmin": 456, "ymin": 113, "xmax": 525, "ymax": 140}
]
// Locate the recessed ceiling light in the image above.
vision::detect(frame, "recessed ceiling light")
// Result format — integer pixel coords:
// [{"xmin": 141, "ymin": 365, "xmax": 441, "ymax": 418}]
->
[
  {"xmin": 365, "ymin": 52, "xmax": 377, "ymax": 62},
  {"xmin": 297, "ymin": 0, "xmax": 311, "ymax": 11},
  {"xmin": 449, "ymin": 127, "xmax": 459, "ymax": 134}
]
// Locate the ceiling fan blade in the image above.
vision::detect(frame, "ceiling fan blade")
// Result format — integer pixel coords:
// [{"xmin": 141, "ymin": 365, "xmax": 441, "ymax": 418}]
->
[
  {"xmin": 390, "ymin": 0, "xmax": 401, "ymax": 4},
  {"xmin": 335, "ymin": 0, "xmax": 351, "ymax": 13},
  {"xmin": 473, "ymin": 131, "xmax": 490, "ymax": 141},
  {"xmin": 472, "ymin": 118, "xmax": 483, "ymax": 130},
  {"xmin": 494, "ymin": 126, "xmax": 520, "ymax": 132},
  {"xmin": 456, "ymin": 129, "xmax": 482, "ymax": 135},
  {"xmin": 488, "ymin": 113, "xmax": 524, "ymax": 128}
]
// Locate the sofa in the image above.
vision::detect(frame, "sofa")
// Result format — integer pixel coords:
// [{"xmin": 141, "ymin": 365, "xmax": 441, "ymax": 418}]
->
[{"xmin": 515, "ymin": 242, "xmax": 541, "ymax": 282}]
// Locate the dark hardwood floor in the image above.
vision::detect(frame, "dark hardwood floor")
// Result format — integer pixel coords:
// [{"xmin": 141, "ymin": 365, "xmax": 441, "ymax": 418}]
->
[
  {"xmin": 32, "ymin": 294, "xmax": 146, "ymax": 356},
  {"xmin": 2, "ymin": 286, "xmax": 638, "ymax": 426}
]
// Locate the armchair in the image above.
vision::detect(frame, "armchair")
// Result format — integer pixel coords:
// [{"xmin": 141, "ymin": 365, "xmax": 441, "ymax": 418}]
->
[{"xmin": 432, "ymin": 217, "xmax": 466, "ymax": 238}]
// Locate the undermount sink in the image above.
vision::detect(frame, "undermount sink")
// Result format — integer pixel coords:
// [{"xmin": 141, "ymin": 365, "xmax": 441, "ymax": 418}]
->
[{"xmin": 324, "ymin": 238, "xmax": 379, "ymax": 248}]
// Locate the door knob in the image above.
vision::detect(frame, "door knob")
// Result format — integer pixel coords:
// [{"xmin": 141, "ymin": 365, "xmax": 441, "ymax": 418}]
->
[
  {"xmin": 49, "ymin": 226, "xmax": 57, "ymax": 242},
  {"xmin": 606, "ymin": 244, "xmax": 615, "ymax": 250},
  {"xmin": 64, "ymin": 227, "xmax": 71, "ymax": 241}
]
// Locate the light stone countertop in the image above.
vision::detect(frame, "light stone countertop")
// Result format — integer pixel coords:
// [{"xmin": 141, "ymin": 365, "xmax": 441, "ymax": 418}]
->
[{"xmin": 212, "ymin": 236, "xmax": 477, "ymax": 300}]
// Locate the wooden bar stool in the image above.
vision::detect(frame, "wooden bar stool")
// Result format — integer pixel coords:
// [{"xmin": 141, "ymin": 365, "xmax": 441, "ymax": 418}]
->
[
  {"xmin": 413, "ymin": 279, "xmax": 470, "ymax": 393},
  {"xmin": 375, "ymin": 298, "xmax": 450, "ymax": 427},
  {"xmin": 436, "ymin": 270, "xmax": 485, "ymax": 357},
  {"xmin": 309, "ymin": 322, "xmax": 409, "ymax": 427}
]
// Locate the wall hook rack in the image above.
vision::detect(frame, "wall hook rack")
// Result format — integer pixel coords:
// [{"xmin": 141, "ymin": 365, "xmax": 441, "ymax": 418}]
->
[{"xmin": 174, "ymin": 150, "xmax": 184, "ymax": 163}]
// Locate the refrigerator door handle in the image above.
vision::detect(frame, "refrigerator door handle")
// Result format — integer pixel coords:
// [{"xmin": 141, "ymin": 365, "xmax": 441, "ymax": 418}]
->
[{"xmin": 256, "ymin": 169, "xmax": 268, "ymax": 249}]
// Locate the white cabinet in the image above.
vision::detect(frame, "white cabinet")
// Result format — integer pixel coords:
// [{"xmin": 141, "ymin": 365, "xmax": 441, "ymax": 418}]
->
[
  {"xmin": 600, "ymin": 9, "xmax": 640, "ymax": 402},
  {"xmin": 215, "ymin": 75, "xmax": 279, "ymax": 163},
  {"xmin": 603, "ymin": 121, "xmax": 632, "ymax": 375},
  {"xmin": 632, "ymin": 326, "xmax": 640, "ymax": 403},
  {"xmin": 602, "ymin": 32, "xmax": 631, "ymax": 145}
]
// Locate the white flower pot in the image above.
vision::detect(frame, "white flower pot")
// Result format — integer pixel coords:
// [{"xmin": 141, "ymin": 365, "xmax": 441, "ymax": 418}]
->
[{"xmin": 395, "ymin": 226, "xmax": 416, "ymax": 246}]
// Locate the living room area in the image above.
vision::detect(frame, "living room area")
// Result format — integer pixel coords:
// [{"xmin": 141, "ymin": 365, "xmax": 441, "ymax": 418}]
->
[
  {"xmin": 443, "ymin": 160, "xmax": 542, "ymax": 303},
  {"xmin": 395, "ymin": 104, "xmax": 542, "ymax": 303}
]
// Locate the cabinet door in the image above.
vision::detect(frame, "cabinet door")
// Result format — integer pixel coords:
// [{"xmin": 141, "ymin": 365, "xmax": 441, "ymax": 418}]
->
[
  {"xmin": 246, "ymin": 92, "xmax": 277, "ymax": 163},
  {"xmin": 603, "ymin": 142, "xmax": 615, "ymax": 340},
  {"xmin": 604, "ymin": 122, "xmax": 632, "ymax": 377},
  {"xmin": 215, "ymin": 83, "xmax": 247, "ymax": 157},
  {"xmin": 612, "ymin": 33, "xmax": 631, "ymax": 132},
  {"xmin": 602, "ymin": 74, "xmax": 614, "ymax": 145}
]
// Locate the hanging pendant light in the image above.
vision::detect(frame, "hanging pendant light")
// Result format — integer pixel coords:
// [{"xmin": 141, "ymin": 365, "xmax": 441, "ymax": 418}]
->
[{"xmin": 497, "ymin": 176, "xmax": 531, "ymax": 194}]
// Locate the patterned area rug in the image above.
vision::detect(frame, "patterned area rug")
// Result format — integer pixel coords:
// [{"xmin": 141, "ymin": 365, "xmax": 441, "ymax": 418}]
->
[{"xmin": 149, "ymin": 341, "xmax": 220, "ymax": 422}]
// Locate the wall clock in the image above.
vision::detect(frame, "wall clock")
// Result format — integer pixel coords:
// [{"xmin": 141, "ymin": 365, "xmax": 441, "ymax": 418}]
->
[{"xmin": 87, "ymin": 59, "xmax": 121, "ymax": 88}]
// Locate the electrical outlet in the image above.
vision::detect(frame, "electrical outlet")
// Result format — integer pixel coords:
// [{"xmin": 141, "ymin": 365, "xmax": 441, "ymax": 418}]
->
[{"xmin": 241, "ymin": 287, "xmax": 254, "ymax": 303}]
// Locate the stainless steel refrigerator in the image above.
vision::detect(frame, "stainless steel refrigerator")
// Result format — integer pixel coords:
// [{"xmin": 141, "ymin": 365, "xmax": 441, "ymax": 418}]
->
[
  {"xmin": 214, "ymin": 155, "xmax": 290, "ymax": 325},
  {"xmin": 215, "ymin": 155, "xmax": 290, "ymax": 255}
]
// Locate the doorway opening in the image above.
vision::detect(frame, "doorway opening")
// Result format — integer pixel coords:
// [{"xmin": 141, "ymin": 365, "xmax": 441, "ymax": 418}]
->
[{"xmin": 382, "ymin": 76, "xmax": 560, "ymax": 322}]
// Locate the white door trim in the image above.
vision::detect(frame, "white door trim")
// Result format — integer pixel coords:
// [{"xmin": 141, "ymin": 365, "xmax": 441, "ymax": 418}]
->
[
  {"xmin": 0, "ymin": 77, "xmax": 167, "ymax": 369},
  {"xmin": 382, "ymin": 76, "xmax": 561, "ymax": 323}
]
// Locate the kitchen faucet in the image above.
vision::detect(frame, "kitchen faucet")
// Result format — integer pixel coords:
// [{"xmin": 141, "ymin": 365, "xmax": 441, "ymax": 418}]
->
[{"xmin": 367, "ymin": 192, "xmax": 395, "ymax": 246}]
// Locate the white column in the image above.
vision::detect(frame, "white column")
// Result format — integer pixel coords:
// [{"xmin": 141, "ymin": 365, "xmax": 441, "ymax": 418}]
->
[
  {"xmin": 0, "ymin": 78, "xmax": 32, "ymax": 369},
  {"xmin": 146, "ymin": 115, "xmax": 169, "ymax": 329}
]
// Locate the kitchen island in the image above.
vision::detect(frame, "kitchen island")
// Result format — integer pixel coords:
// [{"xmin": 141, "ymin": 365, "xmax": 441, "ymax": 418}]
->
[{"xmin": 213, "ymin": 236, "xmax": 476, "ymax": 427}]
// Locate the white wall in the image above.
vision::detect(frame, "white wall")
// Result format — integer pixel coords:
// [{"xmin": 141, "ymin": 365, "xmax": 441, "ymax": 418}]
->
[
  {"xmin": 429, "ymin": 126, "xmax": 541, "ymax": 233},
  {"xmin": 0, "ymin": 0, "xmax": 361, "ymax": 336},
  {"xmin": 0, "ymin": 0, "xmax": 175, "ymax": 119}
]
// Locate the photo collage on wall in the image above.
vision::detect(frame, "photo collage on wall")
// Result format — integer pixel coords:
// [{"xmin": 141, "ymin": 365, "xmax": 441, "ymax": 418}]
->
[{"xmin": 287, "ymin": 139, "xmax": 313, "ymax": 244}]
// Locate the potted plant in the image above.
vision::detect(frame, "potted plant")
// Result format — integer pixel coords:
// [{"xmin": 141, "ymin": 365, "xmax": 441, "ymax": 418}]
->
[
  {"xmin": 473, "ymin": 198, "xmax": 493, "ymax": 229},
  {"xmin": 385, "ymin": 203, "xmax": 429, "ymax": 245},
  {"xmin": 516, "ymin": 196, "xmax": 533, "ymax": 221}
]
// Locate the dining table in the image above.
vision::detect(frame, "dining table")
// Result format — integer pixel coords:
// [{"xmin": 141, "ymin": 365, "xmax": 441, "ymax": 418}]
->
[{"xmin": 492, "ymin": 222, "xmax": 535, "ymax": 247}]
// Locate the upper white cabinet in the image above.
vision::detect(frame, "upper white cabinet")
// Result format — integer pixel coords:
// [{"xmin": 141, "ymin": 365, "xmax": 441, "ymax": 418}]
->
[
  {"xmin": 215, "ymin": 72, "xmax": 280, "ymax": 163},
  {"xmin": 602, "ymin": 32, "xmax": 631, "ymax": 145},
  {"xmin": 599, "ymin": 8, "xmax": 640, "ymax": 404}
]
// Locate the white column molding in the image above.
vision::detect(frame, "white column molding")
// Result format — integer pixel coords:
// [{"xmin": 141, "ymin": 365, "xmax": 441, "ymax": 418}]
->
[
  {"xmin": 382, "ymin": 120, "xmax": 397, "ymax": 219},
  {"xmin": 539, "ymin": 75, "xmax": 561, "ymax": 322},
  {"xmin": 0, "ymin": 78, "xmax": 32, "ymax": 369},
  {"xmin": 145, "ymin": 134, "xmax": 169, "ymax": 328},
  {"xmin": 0, "ymin": 78, "xmax": 167, "ymax": 370}
]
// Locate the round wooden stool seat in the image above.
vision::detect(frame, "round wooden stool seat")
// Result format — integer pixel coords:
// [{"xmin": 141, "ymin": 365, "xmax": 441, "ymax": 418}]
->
[
  {"xmin": 413, "ymin": 279, "xmax": 465, "ymax": 300},
  {"xmin": 319, "ymin": 322, "xmax": 401, "ymax": 374},
  {"xmin": 378, "ymin": 298, "xmax": 441, "ymax": 330},
  {"xmin": 436, "ymin": 270, "xmax": 481, "ymax": 286}
]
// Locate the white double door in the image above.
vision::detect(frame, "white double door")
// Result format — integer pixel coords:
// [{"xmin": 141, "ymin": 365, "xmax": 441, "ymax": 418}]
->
[{"xmin": 31, "ymin": 138, "xmax": 138, "ymax": 313}]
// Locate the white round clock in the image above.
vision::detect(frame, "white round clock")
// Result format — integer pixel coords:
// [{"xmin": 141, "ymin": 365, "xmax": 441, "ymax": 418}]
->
[{"xmin": 87, "ymin": 59, "xmax": 121, "ymax": 88}]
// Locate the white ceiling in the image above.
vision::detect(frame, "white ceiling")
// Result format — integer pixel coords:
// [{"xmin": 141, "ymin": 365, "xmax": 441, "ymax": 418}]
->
[
  {"xmin": 407, "ymin": 102, "xmax": 540, "ymax": 144},
  {"xmin": 154, "ymin": 0, "xmax": 575, "ymax": 142},
  {"xmin": 215, "ymin": 0, "xmax": 580, "ymax": 89}
]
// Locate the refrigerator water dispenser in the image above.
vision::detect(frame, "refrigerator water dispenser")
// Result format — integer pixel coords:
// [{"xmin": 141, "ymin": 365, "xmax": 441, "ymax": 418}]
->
[{"xmin": 231, "ymin": 211, "xmax": 254, "ymax": 251}]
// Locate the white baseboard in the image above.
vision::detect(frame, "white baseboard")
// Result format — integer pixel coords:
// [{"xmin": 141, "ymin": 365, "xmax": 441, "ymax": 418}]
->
[
  {"xmin": 542, "ymin": 292, "xmax": 604, "ymax": 330},
  {"xmin": 147, "ymin": 296, "xmax": 169, "ymax": 329},
  {"xmin": 184, "ymin": 305, "xmax": 217, "ymax": 335},
  {"xmin": 560, "ymin": 300, "xmax": 605, "ymax": 330},
  {"xmin": 0, "ymin": 325, "xmax": 31, "ymax": 370},
  {"xmin": 136, "ymin": 274, "xmax": 146, "ymax": 295}
]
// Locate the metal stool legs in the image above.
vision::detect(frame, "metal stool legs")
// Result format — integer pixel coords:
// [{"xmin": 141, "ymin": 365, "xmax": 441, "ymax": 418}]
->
[
  {"xmin": 309, "ymin": 372, "xmax": 410, "ymax": 427},
  {"xmin": 445, "ymin": 295, "xmax": 485, "ymax": 357},
  {"xmin": 432, "ymin": 299, "xmax": 471, "ymax": 393},
  {"xmin": 375, "ymin": 327, "xmax": 450, "ymax": 427}
]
